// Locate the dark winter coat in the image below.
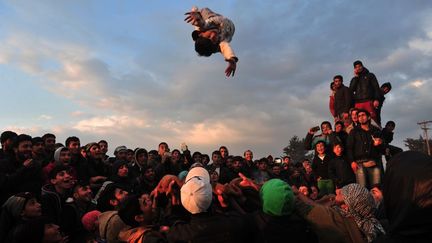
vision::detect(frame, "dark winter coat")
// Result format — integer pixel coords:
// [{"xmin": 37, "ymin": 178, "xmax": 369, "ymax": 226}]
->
[
  {"xmin": 0, "ymin": 157, "xmax": 42, "ymax": 205},
  {"xmin": 312, "ymin": 154, "xmax": 332, "ymax": 180},
  {"xmin": 250, "ymin": 211, "xmax": 318, "ymax": 243},
  {"xmin": 328, "ymin": 156, "xmax": 356, "ymax": 188},
  {"xmin": 349, "ymin": 68, "xmax": 381, "ymax": 103},
  {"xmin": 167, "ymin": 212, "xmax": 254, "ymax": 243},
  {"xmin": 334, "ymin": 85, "xmax": 352, "ymax": 116},
  {"xmin": 346, "ymin": 125, "xmax": 384, "ymax": 163}
]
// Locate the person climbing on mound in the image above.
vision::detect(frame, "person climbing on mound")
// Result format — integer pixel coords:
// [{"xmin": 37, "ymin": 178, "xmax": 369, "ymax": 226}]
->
[{"xmin": 185, "ymin": 6, "xmax": 238, "ymax": 77}]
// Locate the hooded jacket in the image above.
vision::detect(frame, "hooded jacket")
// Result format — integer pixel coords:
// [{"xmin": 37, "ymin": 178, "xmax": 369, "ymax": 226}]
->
[
  {"xmin": 41, "ymin": 184, "xmax": 70, "ymax": 224},
  {"xmin": 349, "ymin": 68, "xmax": 381, "ymax": 103},
  {"xmin": 98, "ymin": 211, "xmax": 130, "ymax": 243},
  {"xmin": 328, "ymin": 156, "xmax": 356, "ymax": 188}
]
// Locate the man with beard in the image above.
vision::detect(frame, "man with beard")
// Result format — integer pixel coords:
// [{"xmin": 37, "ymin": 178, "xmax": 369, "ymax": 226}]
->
[
  {"xmin": 228, "ymin": 156, "xmax": 243, "ymax": 180},
  {"xmin": 61, "ymin": 182, "xmax": 96, "ymax": 242},
  {"xmin": 98, "ymin": 140, "xmax": 109, "ymax": 162},
  {"xmin": 0, "ymin": 134, "xmax": 42, "ymax": 205},
  {"xmin": 0, "ymin": 130, "xmax": 17, "ymax": 160},
  {"xmin": 349, "ymin": 60, "xmax": 381, "ymax": 124},
  {"xmin": 42, "ymin": 133, "xmax": 56, "ymax": 162},
  {"xmin": 41, "ymin": 165, "xmax": 75, "ymax": 224},
  {"xmin": 207, "ymin": 151, "xmax": 234, "ymax": 184},
  {"xmin": 31, "ymin": 136, "xmax": 46, "ymax": 165},
  {"xmin": 346, "ymin": 109, "xmax": 385, "ymax": 189}
]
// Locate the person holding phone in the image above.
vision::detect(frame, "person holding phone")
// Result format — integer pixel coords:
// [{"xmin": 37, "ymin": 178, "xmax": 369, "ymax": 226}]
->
[{"xmin": 304, "ymin": 121, "xmax": 338, "ymax": 154}]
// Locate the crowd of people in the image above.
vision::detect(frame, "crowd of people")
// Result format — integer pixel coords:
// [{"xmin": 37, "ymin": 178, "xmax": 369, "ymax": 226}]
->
[{"xmin": 0, "ymin": 60, "xmax": 431, "ymax": 243}]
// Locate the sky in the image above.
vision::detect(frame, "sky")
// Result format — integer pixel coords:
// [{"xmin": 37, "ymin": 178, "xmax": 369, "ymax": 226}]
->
[{"xmin": 0, "ymin": 0, "xmax": 431, "ymax": 158}]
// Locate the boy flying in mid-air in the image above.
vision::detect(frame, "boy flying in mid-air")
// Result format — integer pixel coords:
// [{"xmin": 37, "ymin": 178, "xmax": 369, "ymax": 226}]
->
[{"xmin": 185, "ymin": 6, "xmax": 238, "ymax": 77}]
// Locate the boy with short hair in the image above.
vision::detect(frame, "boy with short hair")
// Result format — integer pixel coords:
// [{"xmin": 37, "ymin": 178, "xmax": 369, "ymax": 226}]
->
[
  {"xmin": 41, "ymin": 165, "xmax": 75, "ymax": 224},
  {"xmin": 311, "ymin": 141, "xmax": 334, "ymax": 196},
  {"xmin": 328, "ymin": 143, "xmax": 355, "ymax": 189}
]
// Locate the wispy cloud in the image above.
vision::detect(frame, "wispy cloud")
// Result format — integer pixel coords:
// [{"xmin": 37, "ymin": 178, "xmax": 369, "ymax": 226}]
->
[{"xmin": 0, "ymin": 0, "xmax": 431, "ymax": 157}]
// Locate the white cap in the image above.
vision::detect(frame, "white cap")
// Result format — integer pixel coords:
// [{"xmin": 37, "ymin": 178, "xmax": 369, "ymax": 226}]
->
[{"xmin": 181, "ymin": 167, "xmax": 212, "ymax": 214}]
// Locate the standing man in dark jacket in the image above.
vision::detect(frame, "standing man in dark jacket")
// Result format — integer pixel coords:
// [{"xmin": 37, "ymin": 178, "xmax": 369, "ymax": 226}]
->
[
  {"xmin": 333, "ymin": 75, "xmax": 352, "ymax": 121},
  {"xmin": 349, "ymin": 60, "xmax": 381, "ymax": 124},
  {"xmin": 346, "ymin": 109, "xmax": 385, "ymax": 189},
  {"xmin": 376, "ymin": 82, "xmax": 392, "ymax": 127}
]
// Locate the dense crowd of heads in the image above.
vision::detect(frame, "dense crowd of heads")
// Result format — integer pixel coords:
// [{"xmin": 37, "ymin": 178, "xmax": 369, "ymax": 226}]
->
[{"xmin": 0, "ymin": 60, "xmax": 431, "ymax": 243}]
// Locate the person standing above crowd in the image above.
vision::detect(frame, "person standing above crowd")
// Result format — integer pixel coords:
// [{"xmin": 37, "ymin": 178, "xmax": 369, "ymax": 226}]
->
[
  {"xmin": 381, "ymin": 121, "xmax": 403, "ymax": 161},
  {"xmin": 349, "ymin": 60, "xmax": 381, "ymax": 124},
  {"xmin": 376, "ymin": 82, "xmax": 392, "ymax": 127},
  {"xmin": 333, "ymin": 75, "xmax": 352, "ymax": 121}
]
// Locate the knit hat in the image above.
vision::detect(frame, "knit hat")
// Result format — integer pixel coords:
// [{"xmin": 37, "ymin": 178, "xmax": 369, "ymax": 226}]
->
[
  {"xmin": 180, "ymin": 167, "xmax": 212, "ymax": 214},
  {"xmin": 260, "ymin": 179, "xmax": 295, "ymax": 216},
  {"xmin": 112, "ymin": 160, "xmax": 128, "ymax": 174},
  {"xmin": 2, "ymin": 192, "xmax": 35, "ymax": 220},
  {"xmin": 114, "ymin": 145, "xmax": 128, "ymax": 155},
  {"xmin": 178, "ymin": 170, "xmax": 188, "ymax": 181},
  {"xmin": 134, "ymin": 148, "xmax": 148, "ymax": 162},
  {"xmin": 53, "ymin": 146, "xmax": 68, "ymax": 163},
  {"xmin": 81, "ymin": 210, "xmax": 101, "ymax": 231},
  {"xmin": 85, "ymin": 142, "xmax": 98, "ymax": 152}
]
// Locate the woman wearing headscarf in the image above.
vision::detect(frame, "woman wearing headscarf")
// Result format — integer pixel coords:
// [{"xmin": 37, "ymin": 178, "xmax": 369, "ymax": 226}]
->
[{"xmin": 296, "ymin": 183, "xmax": 385, "ymax": 243}]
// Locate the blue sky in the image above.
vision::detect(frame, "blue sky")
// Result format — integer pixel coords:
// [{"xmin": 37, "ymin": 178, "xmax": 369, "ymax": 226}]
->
[{"xmin": 1, "ymin": 0, "xmax": 431, "ymax": 158}]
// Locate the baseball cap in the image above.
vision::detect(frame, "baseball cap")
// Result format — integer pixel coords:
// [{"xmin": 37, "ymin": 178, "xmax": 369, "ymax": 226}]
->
[{"xmin": 180, "ymin": 167, "xmax": 212, "ymax": 214}]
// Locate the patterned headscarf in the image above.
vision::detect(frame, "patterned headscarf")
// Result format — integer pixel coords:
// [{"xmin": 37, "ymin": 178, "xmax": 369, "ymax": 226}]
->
[{"xmin": 340, "ymin": 183, "xmax": 385, "ymax": 242}]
